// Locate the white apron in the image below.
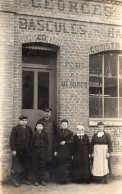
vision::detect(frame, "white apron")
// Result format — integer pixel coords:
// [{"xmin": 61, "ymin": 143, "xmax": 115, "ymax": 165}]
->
[{"xmin": 92, "ymin": 145, "xmax": 109, "ymax": 176}]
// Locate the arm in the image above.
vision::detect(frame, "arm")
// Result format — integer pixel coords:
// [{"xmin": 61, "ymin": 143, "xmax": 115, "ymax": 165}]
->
[
  {"xmin": 10, "ymin": 127, "xmax": 17, "ymax": 152},
  {"xmin": 106, "ymin": 133, "xmax": 113, "ymax": 154}
]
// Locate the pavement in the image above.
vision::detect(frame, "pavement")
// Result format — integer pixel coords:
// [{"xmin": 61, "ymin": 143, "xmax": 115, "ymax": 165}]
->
[{"xmin": 0, "ymin": 178, "xmax": 122, "ymax": 194}]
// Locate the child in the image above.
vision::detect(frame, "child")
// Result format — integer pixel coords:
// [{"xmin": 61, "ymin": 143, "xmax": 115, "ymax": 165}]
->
[
  {"xmin": 54, "ymin": 119, "xmax": 73, "ymax": 184},
  {"xmin": 31, "ymin": 122, "xmax": 48, "ymax": 186},
  {"xmin": 72, "ymin": 126, "xmax": 91, "ymax": 183},
  {"xmin": 91, "ymin": 121, "xmax": 112, "ymax": 184}
]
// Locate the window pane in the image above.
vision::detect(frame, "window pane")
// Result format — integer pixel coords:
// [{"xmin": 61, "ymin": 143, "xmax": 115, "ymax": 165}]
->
[
  {"xmin": 119, "ymin": 98, "xmax": 122, "ymax": 117},
  {"xmin": 104, "ymin": 53, "xmax": 117, "ymax": 77},
  {"xmin": 89, "ymin": 76, "xmax": 102, "ymax": 97},
  {"xmin": 104, "ymin": 98, "xmax": 117, "ymax": 118},
  {"xmin": 89, "ymin": 96, "xmax": 102, "ymax": 118},
  {"xmin": 89, "ymin": 55, "xmax": 102, "ymax": 76},
  {"xmin": 22, "ymin": 71, "xmax": 34, "ymax": 109},
  {"xmin": 38, "ymin": 72, "xmax": 49, "ymax": 110},
  {"xmin": 104, "ymin": 77, "xmax": 117, "ymax": 97}
]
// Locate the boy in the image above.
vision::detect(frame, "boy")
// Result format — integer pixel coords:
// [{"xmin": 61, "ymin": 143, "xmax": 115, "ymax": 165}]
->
[
  {"xmin": 10, "ymin": 115, "xmax": 33, "ymax": 187},
  {"xmin": 31, "ymin": 122, "xmax": 48, "ymax": 186}
]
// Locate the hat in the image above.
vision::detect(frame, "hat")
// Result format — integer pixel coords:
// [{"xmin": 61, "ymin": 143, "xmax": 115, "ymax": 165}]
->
[
  {"xmin": 19, "ymin": 115, "xmax": 28, "ymax": 120},
  {"xmin": 97, "ymin": 121, "xmax": 105, "ymax": 126},
  {"xmin": 61, "ymin": 119, "xmax": 68, "ymax": 123},
  {"xmin": 43, "ymin": 107, "xmax": 52, "ymax": 112},
  {"xmin": 76, "ymin": 125, "xmax": 85, "ymax": 131},
  {"xmin": 36, "ymin": 122, "xmax": 44, "ymax": 127}
]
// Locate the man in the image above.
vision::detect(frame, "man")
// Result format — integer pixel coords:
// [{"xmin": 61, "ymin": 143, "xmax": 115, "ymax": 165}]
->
[
  {"xmin": 37, "ymin": 108, "xmax": 56, "ymax": 179},
  {"xmin": 10, "ymin": 115, "xmax": 33, "ymax": 187}
]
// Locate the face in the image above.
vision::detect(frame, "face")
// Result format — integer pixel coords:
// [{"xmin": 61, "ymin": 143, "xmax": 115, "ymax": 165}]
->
[
  {"xmin": 44, "ymin": 111, "xmax": 51, "ymax": 118},
  {"xmin": 77, "ymin": 127, "xmax": 85, "ymax": 135},
  {"xmin": 36, "ymin": 124, "xmax": 43, "ymax": 133},
  {"xmin": 19, "ymin": 119, "xmax": 27, "ymax": 127},
  {"xmin": 98, "ymin": 125, "xmax": 104, "ymax": 132},
  {"xmin": 61, "ymin": 122, "xmax": 68, "ymax": 129}
]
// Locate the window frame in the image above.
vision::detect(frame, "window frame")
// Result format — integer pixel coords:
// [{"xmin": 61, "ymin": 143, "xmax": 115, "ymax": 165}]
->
[{"xmin": 89, "ymin": 51, "xmax": 122, "ymax": 126}]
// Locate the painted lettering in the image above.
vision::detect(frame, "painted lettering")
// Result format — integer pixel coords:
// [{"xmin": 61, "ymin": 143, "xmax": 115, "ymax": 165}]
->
[
  {"xmin": 19, "ymin": 18, "xmax": 27, "ymax": 29},
  {"xmin": 69, "ymin": 1, "xmax": 78, "ymax": 13},
  {"xmin": 37, "ymin": 34, "xmax": 46, "ymax": 41},
  {"xmin": 44, "ymin": 0, "xmax": 54, "ymax": 9},
  {"xmin": 93, "ymin": 5, "xmax": 101, "ymax": 15},
  {"xmin": 31, "ymin": 0, "xmax": 40, "ymax": 8},
  {"xmin": 104, "ymin": 6, "xmax": 112, "ymax": 16},
  {"xmin": 58, "ymin": 0, "xmax": 65, "ymax": 11},
  {"xmin": 28, "ymin": 19, "xmax": 36, "ymax": 30},
  {"xmin": 46, "ymin": 21, "xmax": 53, "ymax": 32},
  {"xmin": 108, "ymin": 28, "xmax": 114, "ymax": 37},
  {"xmin": 81, "ymin": 3, "xmax": 90, "ymax": 14},
  {"xmin": 37, "ymin": 20, "xmax": 45, "ymax": 31}
]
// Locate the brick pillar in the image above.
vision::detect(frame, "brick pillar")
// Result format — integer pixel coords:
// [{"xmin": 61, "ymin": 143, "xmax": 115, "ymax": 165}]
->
[{"xmin": 0, "ymin": 10, "xmax": 14, "ymax": 181}]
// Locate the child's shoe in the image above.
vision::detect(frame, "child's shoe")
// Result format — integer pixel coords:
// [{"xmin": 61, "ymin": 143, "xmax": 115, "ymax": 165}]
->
[{"xmin": 34, "ymin": 181, "xmax": 39, "ymax": 186}]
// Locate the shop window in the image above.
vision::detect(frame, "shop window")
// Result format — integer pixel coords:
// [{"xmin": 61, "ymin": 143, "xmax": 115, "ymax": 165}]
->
[{"xmin": 89, "ymin": 52, "xmax": 122, "ymax": 118}]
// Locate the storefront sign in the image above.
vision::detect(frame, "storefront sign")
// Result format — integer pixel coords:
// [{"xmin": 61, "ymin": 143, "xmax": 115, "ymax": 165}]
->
[
  {"xmin": 90, "ymin": 43, "xmax": 122, "ymax": 54},
  {"xmin": 31, "ymin": 0, "xmax": 113, "ymax": 17},
  {"xmin": 19, "ymin": 18, "xmax": 86, "ymax": 34},
  {"xmin": 61, "ymin": 81, "xmax": 88, "ymax": 88}
]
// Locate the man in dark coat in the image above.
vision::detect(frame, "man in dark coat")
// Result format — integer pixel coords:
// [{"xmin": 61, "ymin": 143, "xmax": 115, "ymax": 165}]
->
[
  {"xmin": 37, "ymin": 108, "xmax": 56, "ymax": 180},
  {"xmin": 10, "ymin": 115, "xmax": 33, "ymax": 187}
]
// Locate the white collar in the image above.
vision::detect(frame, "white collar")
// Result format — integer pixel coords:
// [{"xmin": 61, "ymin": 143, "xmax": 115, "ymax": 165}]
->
[{"xmin": 97, "ymin": 131, "xmax": 104, "ymax": 137}]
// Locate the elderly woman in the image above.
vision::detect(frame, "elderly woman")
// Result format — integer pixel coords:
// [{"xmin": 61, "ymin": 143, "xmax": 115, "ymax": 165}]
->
[
  {"xmin": 72, "ymin": 126, "xmax": 91, "ymax": 183},
  {"xmin": 91, "ymin": 121, "xmax": 112, "ymax": 184},
  {"xmin": 54, "ymin": 119, "xmax": 73, "ymax": 184}
]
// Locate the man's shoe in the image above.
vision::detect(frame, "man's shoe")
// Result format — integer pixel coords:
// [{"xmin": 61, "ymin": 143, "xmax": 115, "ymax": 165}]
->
[
  {"xmin": 10, "ymin": 176, "xmax": 20, "ymax": 187},
  {"xmin": 41, "ymin": 180, "xmax": 47, "ymax": 186},
  {"xmin": 22, "ymin": 179, "xmax": 31, "ymax": 185}
]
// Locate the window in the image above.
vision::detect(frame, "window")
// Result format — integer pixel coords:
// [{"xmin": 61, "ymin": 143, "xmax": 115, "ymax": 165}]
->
[{"xmin": 89, "ymin": 52, "xmax": 122, "ymax": 118}]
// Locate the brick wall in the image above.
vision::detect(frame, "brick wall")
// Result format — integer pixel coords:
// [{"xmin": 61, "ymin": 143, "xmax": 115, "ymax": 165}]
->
[{"xmin": 0, "ymin": 0, "xmax": 122, "ymax": 180}]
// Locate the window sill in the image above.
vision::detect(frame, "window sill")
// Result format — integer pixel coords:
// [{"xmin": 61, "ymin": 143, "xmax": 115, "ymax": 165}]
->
[{"xmin": 89, "ymin": 119, "xmax": 122, "ymax": 127}]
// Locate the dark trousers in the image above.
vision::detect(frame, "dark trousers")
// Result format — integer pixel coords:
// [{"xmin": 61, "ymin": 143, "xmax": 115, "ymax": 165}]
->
[
  {"xmin": 11, "ymin": 151, "xmax": 31, "ymax": 182},
  {"xmin": 32, "ymin": 151, "xmax": 46, "ymax": 182}
]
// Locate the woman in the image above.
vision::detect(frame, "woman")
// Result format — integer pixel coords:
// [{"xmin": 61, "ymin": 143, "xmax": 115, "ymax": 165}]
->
[
  {"xmin": 72, "ymin": 126, "xmax": 91, "ymax": 183},
  {"xmin": 54, "ymin": 119, "xmax": 73, "ymax": 184},
  {"xmin": 91, "ymin": 121, "xmax": 112, "ymax": 184}
]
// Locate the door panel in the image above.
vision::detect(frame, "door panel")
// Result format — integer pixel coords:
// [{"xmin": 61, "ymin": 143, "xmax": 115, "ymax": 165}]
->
[{"xmin": 22, "ymin": 65, "xmax": 55, "ymax": 130}]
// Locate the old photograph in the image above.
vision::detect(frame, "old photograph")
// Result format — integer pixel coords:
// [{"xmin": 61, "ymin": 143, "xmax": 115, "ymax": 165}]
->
[{"xmin": 0, "ymin": 0, "xmax": 122, "ymax": 193}]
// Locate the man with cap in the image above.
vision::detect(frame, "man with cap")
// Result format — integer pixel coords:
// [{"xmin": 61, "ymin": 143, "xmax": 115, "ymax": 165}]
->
[
  {"xmin": 37, "ymin": 107, "xmax": 57, "ymax": 180},
  {"xmin": 10, "ymin": 115, "xmax": 33, "ymax": 187}
]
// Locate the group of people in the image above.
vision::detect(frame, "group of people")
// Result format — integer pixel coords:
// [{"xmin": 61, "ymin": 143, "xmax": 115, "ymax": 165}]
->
[{"xmin": 10, "ymin": 107, "xmax": 112, "ymax": 187}]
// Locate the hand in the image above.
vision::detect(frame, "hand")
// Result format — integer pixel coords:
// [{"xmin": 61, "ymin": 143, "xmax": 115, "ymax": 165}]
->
[
  {"xmin": 89, "ymin": 154, "xmax": 91, "ymax": 158},
  {"xmin": 92, "ymin": 153, "xmax": 94, "ymax": 158},
  {"xmin": 54, "ymin": 152, "xmax": 58, "ymax": 157},
  {"xmin": 106, "ymin": 153, "xmax": 110, "ymax": 158},
  {"xmin": 72, "ymin": 156, "xmax": 73, "ymax": 160},
  {"xmin": 12, "ymin": 151, "xmax": 16, "ymax": 156},
  {"xmin": 60, "ymin": 141, "xmax": 65, "ymax": 145}
]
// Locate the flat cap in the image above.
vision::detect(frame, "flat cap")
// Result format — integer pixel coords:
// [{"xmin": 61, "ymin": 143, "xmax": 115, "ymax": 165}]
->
[
  {"xmin": 97, "ymin": 121, "xmax": 105, "ymax": 126},
  {"xmin": 61, "ymin": 119, "xmax": 68, "ymax": 123},
  {"xmin": 19, "ymin": 115, "xmax": 28, "ymax": 120},
  {"xmin": 43, "ymin": 107, "xmax": 52, "ymax": 112}
]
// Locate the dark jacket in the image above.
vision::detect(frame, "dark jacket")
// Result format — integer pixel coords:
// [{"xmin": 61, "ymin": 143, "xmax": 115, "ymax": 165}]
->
[
  {"xmin": 31, "ymin": 129, "xmax": 49, "ymax": 152},
  {"xmin": 10, "ymin": 124, "xmax": 33, "ymax": 154}
]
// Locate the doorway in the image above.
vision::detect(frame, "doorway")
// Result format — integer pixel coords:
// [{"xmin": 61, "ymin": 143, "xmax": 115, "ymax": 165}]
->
[{"xmin": 22, "ymin": 43, "xmax": 57, "ymax": 129}]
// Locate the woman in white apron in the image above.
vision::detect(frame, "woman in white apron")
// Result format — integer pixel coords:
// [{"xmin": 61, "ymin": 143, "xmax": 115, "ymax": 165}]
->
[{"xmin": 91, "ymin": 121, "xmax": 112, "ymax": 184}]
